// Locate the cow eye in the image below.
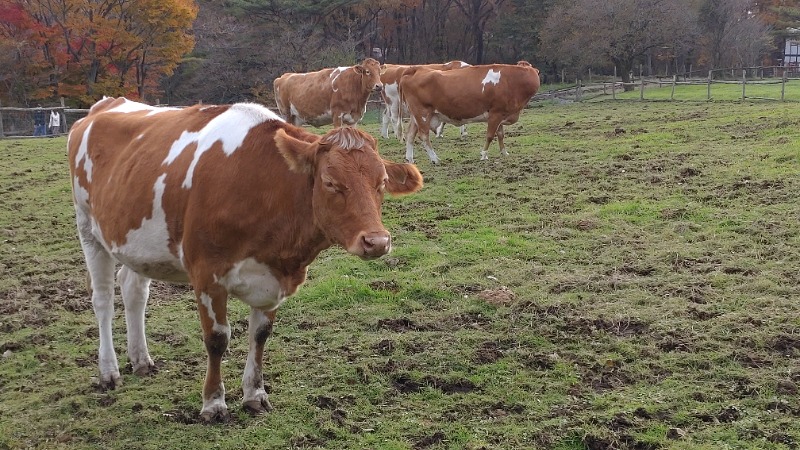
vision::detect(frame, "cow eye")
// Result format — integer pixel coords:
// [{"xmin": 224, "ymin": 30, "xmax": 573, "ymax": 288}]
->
[{"xmin": 378, "ymin": 178, "xmax": 387, "ymax": 192}]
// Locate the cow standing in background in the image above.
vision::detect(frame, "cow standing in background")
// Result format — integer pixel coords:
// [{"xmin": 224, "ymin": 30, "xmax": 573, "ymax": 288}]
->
[
  {"xmin": 380, "ymin": 60, "xmax": 471, "ymax": 140},
  {"xmin": 273, "ymin": 58, "xmax": 383, "ymax": 127},
  {"xmin": 67, "ymin": 97, "xmax": 423, "ymax": 421},
  {"xmin": 400, "ymin": 61, "xmax": 541, "ymax": 163}
]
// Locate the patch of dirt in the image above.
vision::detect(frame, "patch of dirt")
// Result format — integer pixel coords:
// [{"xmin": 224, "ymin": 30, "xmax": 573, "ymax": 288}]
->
[
  {"xmin": 687, "ymin": 306, "xmax": 720, "ymax": 321},
  {"xmin": 376, "ymin": 317, "xmax": 422, "ymax": 332},
  {"xmin": 482, "ymin": 401, "xmax": 525, "ymax": 418},
  {"xmin": 435, "ymin": 311, "xmax": 492, "ymax": 331},
  {"xmin": 476, "ymin": 286, "xmax": 516, "ymax": 306},
  {"xmin": 562, "ymin": 316, "xmax": 649, "ymax": 337},
  {"xmin": 582, "ymin": 360, "xmax": 634, "ymax": 392},
  {"xmin": 767, "ymin": 334, "xmax": 800, "ymax": 356},
  {"xmin": 390, "ymin": 373, "xmax": 478, "ymax": 395},
  {"xmin": 369, "ymin": 280, "xmax": 400, "ymax": 292},
  {"xmin": 473, "ymin": 341, "xmax": 503, "ymax": 364},
  {"xmin": 372, "ymin": 339, "xmax": 395, "ymax": 356},
  {"xmin": 522, "ymin": 352, "xmax": 558, "ymax": 371},
  {"xmin": 414, "ymin": 431, "xmax": 446, "ymax": 449}
]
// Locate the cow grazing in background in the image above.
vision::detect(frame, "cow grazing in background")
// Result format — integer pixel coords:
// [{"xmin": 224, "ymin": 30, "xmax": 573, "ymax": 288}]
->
[
  {"xmin": 67, "ymin": 97, "xmax": 423, "ymax": 421},
  {"xmin": 399, "ymin": 61, "xmax": 541, "ymax": 163},
  {"xmin": 380, "ymin": 60, "xmax": 471, "ymax": 140},
  {"xmin": 273, "ymin": 58, "xmax": 383, "ymax": 128}
]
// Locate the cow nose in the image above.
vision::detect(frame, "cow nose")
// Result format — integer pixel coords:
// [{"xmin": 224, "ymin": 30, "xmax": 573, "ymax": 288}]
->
[
  {"xmin": 373, "ymin": 84, "xmax": 383, "ymax": 92},
  {"xmin": 361, "ymin": 231, "xmax": 391, "ymax": 258}
]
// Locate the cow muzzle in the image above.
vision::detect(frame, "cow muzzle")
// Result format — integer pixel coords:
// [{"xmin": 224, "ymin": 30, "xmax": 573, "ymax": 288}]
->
[
  {"xmin": 373, "ymin": 84, "xmax": 383, "ymax": 92},
  {"xmin": 354, "ymin": 231, "xmax": 391, "ymax": 259}
]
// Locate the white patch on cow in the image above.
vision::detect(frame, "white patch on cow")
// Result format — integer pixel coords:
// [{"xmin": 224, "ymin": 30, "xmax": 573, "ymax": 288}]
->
[
  {"xmin": 460, "ymin": 61, "xmax": 471, "ymax": 68},
  {"xmin": 329, "ymin": 67, "xmax": 350, "ymax": 92},
  {"xmin": 481, "ymin": 69, "xmax": 502, "ymax": 92},
  {"xmin": 106, "ymin": 99, "xmax": 171, "ymax": 115},
  {"xmin": 110, "ymin": 174, "xmax": 187, "ymax": 281},
  {"xmin": 74, "ymin": 123, "xmax": 95, "ymax": 182},
  {"xmin": 72, "ymin": 175, "xmax": 90, "ymax": 209},
  {"xmin": 162, "ymin": 103, "xmax": 283, "ymax": 189},
  {"xmin": 199, "ymin": 292, "xmax": 231, "ymax": 335},
  {"xmin": 135, "ymin": 133, "xmax": 145, "ymax": 141},
  {"xmin": 217, "ymin": 258, "xmax": 285, "ymax": 311}
]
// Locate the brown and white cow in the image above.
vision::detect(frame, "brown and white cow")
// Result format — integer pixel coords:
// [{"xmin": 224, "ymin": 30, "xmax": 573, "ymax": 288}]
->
[
  {"xmin": 380, "ymin": 60, "xmax": 471, "ymax": 140},
  {"xmin": 400, "ymin": 61, "xmax": 541, "ymax": 163},
  {"xmin": 67, "ymin": 97, "xmax": 422, "ymax": 421},
  {"xmin": 273, "ymin": 58, "xmax": 382, "ymax": 128}
]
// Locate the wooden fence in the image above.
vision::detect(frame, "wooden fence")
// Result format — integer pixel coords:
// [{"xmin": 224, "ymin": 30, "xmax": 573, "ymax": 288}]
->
[{"xmin": 533, "ymin": 65, "xmax": 800, "ymax": 104}]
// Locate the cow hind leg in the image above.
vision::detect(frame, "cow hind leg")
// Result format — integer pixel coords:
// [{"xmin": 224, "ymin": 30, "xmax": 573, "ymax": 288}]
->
[
  {"xmin": 195, "ymin": 283, "xmax": 231, "ymax": 422},
  {"xmin": 77, "ymin": 215, "xmax": 120, "ymax": 389},
  {"xmin": 497, "ymin": 124, "xmax": 508, "ymax": 156},
  {"xmin": 242, "ymin": 307, "xmax": 276, "ymax": 415},
  {"xmin": 118, "ymin": 266, "xmax": 155, "ymax": 376},
  {"xmin": 404, "ymin": 120, "xmax": 419, "ymax": 163},
  {"xmin": 481, "ymin": 118, "xmax": 504, "ymax": 160}
]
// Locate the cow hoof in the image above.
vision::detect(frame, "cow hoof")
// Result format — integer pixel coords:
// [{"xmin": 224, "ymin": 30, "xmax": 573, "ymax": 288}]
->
[
  {"xmin": 200, "ymin": 407, "xmax": 230, "ymax": 424},
  {"xmin": 243, "ymin": 397, "xmax": 274, "ymax": 416},
  {"xmin": 97, "ymin": 373, "xmax": 122, "ymax": 391},
  {"xmin": 132, "ymin": 362, "xmax": 156, "ymax": 376}
]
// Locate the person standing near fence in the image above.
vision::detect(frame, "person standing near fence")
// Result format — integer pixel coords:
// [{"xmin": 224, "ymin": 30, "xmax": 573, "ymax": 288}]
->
[
  {"xmin": 33, "ymin": 105, "xmax": 46, "ymax": 136},
  {"xmin": 49, "ymin": 109, "xmax": 61, "ymax": 135}
]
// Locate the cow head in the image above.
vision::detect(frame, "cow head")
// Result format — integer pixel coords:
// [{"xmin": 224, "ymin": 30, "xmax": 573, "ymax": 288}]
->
[
  {"xmin": 275, "ymin": 126, "xmax": 422, "ymax": 259},
  {"xmin": 356, "ymin": 58, "xmax": 383, "ymax": 93}
]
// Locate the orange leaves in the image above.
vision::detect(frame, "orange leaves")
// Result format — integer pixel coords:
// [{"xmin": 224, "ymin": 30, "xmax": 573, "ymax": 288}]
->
[{"xmin": 0, "ymin": 0, "xmax": 198, "ymax": 106}]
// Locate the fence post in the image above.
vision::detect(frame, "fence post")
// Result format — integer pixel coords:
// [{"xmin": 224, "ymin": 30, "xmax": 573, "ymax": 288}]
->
[
  {"xmin": 741, "ymin": 69, "xmax": 746, "ymax": 101},
  {"xmin": 612, "ymin": 66, "xmax": 617, "ymax": 100},
  {"xmin": 671, "ymin": 75, "xmax": 676, "ymax": 100},
  {"xmin": 639, "ymin": 64, "xmax": 644, "ymax": 101},
  {"xmin": 782, "ymin": 70, "xmax": 787, "ymax": 101},
  {"xmin": 707, "ymin": 70, "xmax": 712, "ymax": 100},
  {"xmin": 575, "ymin": 78, "xmax": 581, "ymax": 102},
  {"xmin": 0, "ymin": 100, "xmax": 4, "ymax": 138}
]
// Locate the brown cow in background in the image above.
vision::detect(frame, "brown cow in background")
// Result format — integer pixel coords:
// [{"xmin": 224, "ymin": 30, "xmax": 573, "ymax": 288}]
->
[
  {"xmin": 274, "ymin": 58, "xmax": 383, "ymax": 127},
  {"xmin": 400, "ymin": 61, "xmax": 541, "ymax": 163}
]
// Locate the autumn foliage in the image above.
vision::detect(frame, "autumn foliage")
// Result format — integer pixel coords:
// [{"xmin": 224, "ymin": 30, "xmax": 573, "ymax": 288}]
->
[{"xmin": 0, "ymin": 0, "xmax": 197, "ymax": 106}]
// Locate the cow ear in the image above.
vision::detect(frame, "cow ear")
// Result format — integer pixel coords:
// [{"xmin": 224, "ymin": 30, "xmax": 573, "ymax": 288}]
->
[
  {"xmin": 354, "ymin": 64, "xmax": 366, "ymax": 75},
  {"xmin": 384, "ymin": 160, "xmax": 423, "ymax": 195},
  {"xmin": 274, "ymin": 128, "xmax": 319, "ymax": 174}
]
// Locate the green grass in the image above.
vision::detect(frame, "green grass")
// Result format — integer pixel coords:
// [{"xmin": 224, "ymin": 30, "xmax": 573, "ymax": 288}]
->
[{"xmin": 1, "ymin": 98, "xmax": 800, "ymax": 449}]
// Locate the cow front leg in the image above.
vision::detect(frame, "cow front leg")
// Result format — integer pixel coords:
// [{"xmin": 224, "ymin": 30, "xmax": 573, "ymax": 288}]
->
[
  {"xmin": 380, "ymin": 108, "xmax": 391, "ymax": 138},
  {"xmin": 118, "ymin": 266, "xmax": 155, "ymax": 376},
  {"xmin": 242, "ymin": 307, "xmax": 276, "ymax": 415},
  {"xmin": 195, "ymin": 285, "xmax": 231, "ymax": 422},
  {"xmin": 77, "ymin": 215, "xmax": 121, "ymax": 389}
]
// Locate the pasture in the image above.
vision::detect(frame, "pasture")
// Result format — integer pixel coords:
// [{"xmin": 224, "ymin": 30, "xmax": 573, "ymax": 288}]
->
[{"xmin": 1, "ymin": 98, "xmax": 799, "ymax": 449}]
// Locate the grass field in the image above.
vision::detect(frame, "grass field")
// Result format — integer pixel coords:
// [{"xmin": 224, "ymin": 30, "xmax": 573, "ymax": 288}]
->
[{"xmin": 1, "ymin": 96, "xmax": 800, "ymax": 449}]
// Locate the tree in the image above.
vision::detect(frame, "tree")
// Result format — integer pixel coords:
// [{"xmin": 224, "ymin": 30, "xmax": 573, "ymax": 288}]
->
[
  {"xmin": 699, "ymin": 0, "xmax": 772, "ymax": 69},
  {"xmin": 453, "ymin": 0, "xmax": 505, "ymax": 63},
  {"xmin": 753, "ymin": 0, "xmax": 800, "ymax": 65},
  {"xmin": 0, "ymin": 0, "xmax": 197, "ymax": 106},
  {"xmin": 540, "ymin": 0, "xmax": 698, "ymax": 89}
]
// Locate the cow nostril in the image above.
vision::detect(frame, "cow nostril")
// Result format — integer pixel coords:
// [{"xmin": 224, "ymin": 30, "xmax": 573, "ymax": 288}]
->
[{"xmin": 362, "ymin": 233, "xmax": 390, "ymax": 255}]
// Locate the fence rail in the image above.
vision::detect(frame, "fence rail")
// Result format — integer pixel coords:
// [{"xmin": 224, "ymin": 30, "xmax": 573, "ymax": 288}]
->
[
  {"xmin": 532, "ymin": 65, "xmax": 800, "ymax": 104},
  {"xmin": 3, "ymin": 65, "xmax": 799, "ymax": 138}
]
